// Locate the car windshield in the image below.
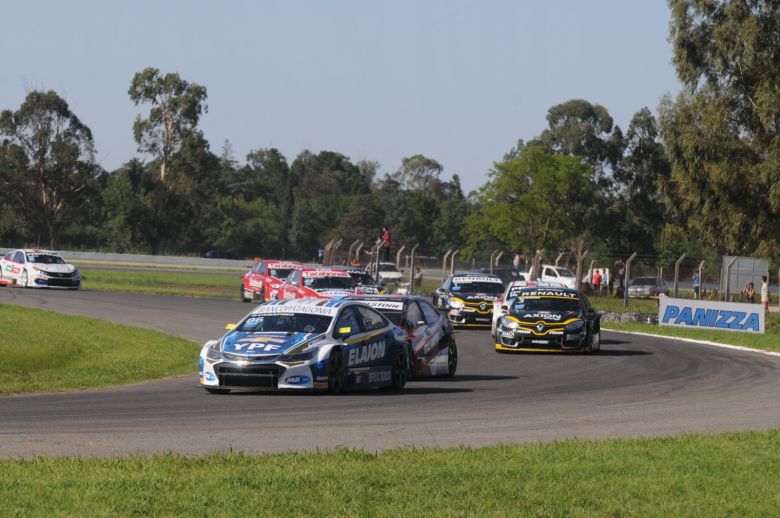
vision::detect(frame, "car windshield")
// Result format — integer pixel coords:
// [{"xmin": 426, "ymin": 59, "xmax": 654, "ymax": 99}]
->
[
  {"xmin": 236, "ymin": 313, "xmax": 332, "ymax": 334},
  {"xmin": 27, "ymin": 254, "xmax": 65, "ymax": 264},
  {"xmin": 349, "ymin": 272, "xmax": 375, "ymax": 285},
  {"xmin": 304, "ymin": 276, "xmax": 356, "ymax": 289},
  {"xmin": 632, "ymin": 277, "xmax": 657, "ymax": 286},
  {"xmin": 269, "ymin": 268, "xmax": 295, "ymax": 279},
  {"xmin": 512, "ymin": 297, "xmax": 580, "ymax": 312},
  {"xmin": 451, "ymin": 281, "xmax": 503, "ymax": 294},
  {"xmin": 554, "ymin": 268, "xmax": 574, "ymax": 277}
]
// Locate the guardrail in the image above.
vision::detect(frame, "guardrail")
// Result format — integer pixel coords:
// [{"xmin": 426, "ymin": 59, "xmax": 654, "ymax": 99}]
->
[{"xmin": 0, "ymin": 248, "xmax": 253, "ymax": 269}]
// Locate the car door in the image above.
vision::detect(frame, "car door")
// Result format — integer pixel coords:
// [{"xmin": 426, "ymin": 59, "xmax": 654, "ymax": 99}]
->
[
  {"xmin": 418, "ymin": 300, "xmax": 446, "ymax": 356},
  {"xmin": 10, "ymin": 251, "xmax": 25, "ymax": 282},
  {"xmin": 403, "ymin": 300, "xmax": 428, "ymax": 354}
]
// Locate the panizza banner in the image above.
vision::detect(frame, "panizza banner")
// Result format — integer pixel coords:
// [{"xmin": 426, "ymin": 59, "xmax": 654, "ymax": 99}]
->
[{"xmin": 658, "ymin": 297, "xmax": 765, "ymax": 334}]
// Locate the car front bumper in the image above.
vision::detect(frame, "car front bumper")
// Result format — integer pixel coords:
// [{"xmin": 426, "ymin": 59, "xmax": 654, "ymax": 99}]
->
[{"xmin": 495, "ymin": 327, "xmax": 587, "ymax": 352}]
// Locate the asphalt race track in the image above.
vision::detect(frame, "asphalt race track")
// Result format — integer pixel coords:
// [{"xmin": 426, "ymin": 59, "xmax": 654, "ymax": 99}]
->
[{"xmin": 2, "ymin": 288, "xmax": 780, "ymax": 458}]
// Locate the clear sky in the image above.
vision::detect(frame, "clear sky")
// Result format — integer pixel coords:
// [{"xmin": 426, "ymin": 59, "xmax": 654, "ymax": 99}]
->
[{"xmin": 0, "ymin": 1, "xmax": 680, "ymax": 192}]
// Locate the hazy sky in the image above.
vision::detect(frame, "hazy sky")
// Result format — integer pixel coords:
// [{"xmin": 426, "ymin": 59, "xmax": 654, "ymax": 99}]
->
[{"xmin": 1, "ymin": 1, "xmax": 680, "ymax": 192}]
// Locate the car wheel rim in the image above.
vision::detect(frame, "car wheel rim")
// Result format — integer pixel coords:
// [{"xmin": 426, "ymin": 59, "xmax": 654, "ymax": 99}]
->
[
  {"xmin": 448, "ymin": 343, "xmax": 457, "ymax": 375},
  {"xmin": 328, "ymin": 352, "xmax": 345, "ymax": 391},
  {"xmin": 21, "ymin": 271, "xmax": 27, "ymax": 287}
]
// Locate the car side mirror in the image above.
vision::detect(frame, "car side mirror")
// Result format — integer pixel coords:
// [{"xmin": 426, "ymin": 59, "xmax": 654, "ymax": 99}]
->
[{"xmin": 225, "ymin": 323, "xmax": 236, "ymax": 330}]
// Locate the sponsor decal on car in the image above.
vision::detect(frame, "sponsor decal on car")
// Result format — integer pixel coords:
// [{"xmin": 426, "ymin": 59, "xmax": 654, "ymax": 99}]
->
[
  {"xmin": 284, "ymin": 375, "xmax": 311, "ymax": 385},
  {"xmin": 452, "ymin": 275, "xmax": 503, "ymax": 284},
  {"xmin": 368, "ymin": 370, "xmax": 391, "ymax": 384},
  {"xmin": 348, "ymin": 341, "xmax": 387, "ymax": 367}
]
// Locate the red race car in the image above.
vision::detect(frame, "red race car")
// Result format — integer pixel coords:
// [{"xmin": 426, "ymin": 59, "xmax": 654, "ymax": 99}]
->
[
  {"xmin": 241, "ymin": 259, "xmax": 303, "ymax": 302},
  {"xmin": 278, "ymin": 267, "xmax": 364, "ymax": 299}
]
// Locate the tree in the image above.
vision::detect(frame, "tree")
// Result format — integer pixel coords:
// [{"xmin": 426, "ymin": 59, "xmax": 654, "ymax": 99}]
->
[
  {"xmin": 390, "ymin": 154, "xmax": 443, "ymax": 192},
  {"xmin": 129, "ymin": 68, "xmax": 208, "ymax": 183},
  {"xmin": 661, "ymin": 0, "xmax": 780, "ymax": 258},
  {"xmin": 467, "ymin": 146, "xmax": 594, "ymax": 253},
  {"xmin": 0, "ymin": 90, "xmax": 100, "ymax": 248},
  {"xmin": 530, "ymin": 99, "xmax": 623, "ymax": 186}
]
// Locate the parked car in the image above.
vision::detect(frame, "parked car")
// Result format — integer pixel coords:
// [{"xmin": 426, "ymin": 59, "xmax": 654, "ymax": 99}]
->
[
  {"xmin": 199, "ymin": 298, "xmax": 408, "ymax": 393},
  {"xmin": 627, "ymin": 277, "xmax": 669, "ymax": 298},
  {"xmin": 528, "ymin": 264, "xmax": 578, "ymax": 289},
  {"xmin": 0, "ymin": 249, "xmax": 81, "ymax": 289},
  {"xmin": 367, "ymin": 261, "xmax": 404, "ymax": 286},
  {"xmin": 346, "ymin": 295, "xmax": 457, "ymax": 378}
]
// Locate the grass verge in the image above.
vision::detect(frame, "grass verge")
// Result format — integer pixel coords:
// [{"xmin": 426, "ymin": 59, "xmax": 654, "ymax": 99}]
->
[
  {"xmin": 0, "ymin": 304, "xmax": 198, "ymax": 393},
  {"xmin": 2, "ymin": 431, "xmax": 779, "ymax": 516},
  {"xmin": 81, "ymin": 268, "xmax": 240, "ymax": 299}
]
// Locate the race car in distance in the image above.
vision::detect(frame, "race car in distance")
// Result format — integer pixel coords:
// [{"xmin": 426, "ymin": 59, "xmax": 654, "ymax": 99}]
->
[
  {"xmin": 331, "ymin": 265, "xmax": 381, "ymax": 294},
  {"xmin": 279, "ymin": 267, "xmax": 363, "ymax": 299},
  {"xmin": 346, "ymin": 295, "xmax": 457, "ymax": 378},
  {"xmin": 491, "ymin": 280, "xmax": 565, "ymax": 338},
  {"xmin": 495, "ymin": 287, "xmax": 601, "ymax": 353},
  {"xmin": 0, "ymin": 249, "xmax": 81, "ymax": 289},
  {"xmin": 433, "ymin": 273, "xmax": 504, "ymax": 327},
  {"xmin": 241, "ymin": 259, "xmax": 302, "ymax": 302},
  {"xmin": 199, "ymin": 298, "xmax": 408, "ymax": 393}
]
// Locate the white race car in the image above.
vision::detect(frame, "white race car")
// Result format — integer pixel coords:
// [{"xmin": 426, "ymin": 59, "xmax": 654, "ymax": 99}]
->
[
  {"xmin": 491, "ymin": 279, "xmax": 565, "ymax": 337},
  {"xmin": 0, "ymin": 249, "xmax": 81, "ymax": 289}
]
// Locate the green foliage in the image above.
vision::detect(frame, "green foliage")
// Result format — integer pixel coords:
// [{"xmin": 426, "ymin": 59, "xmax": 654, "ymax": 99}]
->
[
  {"xmin": 0, "ymin": 90, "xmax": 101, "ymax": 248},
  {"xmin": 0, "ymin": 304, "xmax": 197, "ymax": 393},
  {"xmin": 662, "ymin": 1, "xmax": 780, "ymax": 260},
  {"xmin": 3, "ymin": 432, "xmax": 780, "ymax": 515},
  {"xmin": 469, "ymin": 145, "xmax": 594, "ymax": 252},
  {"xmin": 129, "ymin": 67, "xmax": 208, "ymax": 183}
]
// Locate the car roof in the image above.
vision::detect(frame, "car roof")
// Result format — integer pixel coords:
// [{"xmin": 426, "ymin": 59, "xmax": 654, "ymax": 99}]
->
[
  {"xmin": 251, "ymin": 297, "xmax": 355, "ymax": 317},
  {"xmin": 516, "ymin": 287, "xmax": 580, "ymax": 298},
  {"xmin": 20, "ymin": 249, "xmax": 60, "ymax": 255},
  {"xmin": 345, "ymin": 294, "xmax": 426, "ymax": 304}
]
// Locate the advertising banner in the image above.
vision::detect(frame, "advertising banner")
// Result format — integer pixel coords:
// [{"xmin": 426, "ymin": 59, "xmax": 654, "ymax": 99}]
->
[{"xmin": 659, "ymin": 297, "xmax": 765, "ymax": 334}]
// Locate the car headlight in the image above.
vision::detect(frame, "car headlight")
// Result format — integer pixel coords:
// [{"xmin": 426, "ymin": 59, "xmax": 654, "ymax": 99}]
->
[
  {"xmin": 205, "ymin": 342, "xmax": 223, "ymax": 362},
  {"xmin": 501, "ymin": 317, "xmax": 519, "ymax": 330},
  {"xmin": 565, "ymin": 320, "xmax": 585, "ymax": 331},
  {"xmin": 448, "ymin": 298, "xmax": 464, "ymax": 309},
  {"xmin": 72, "ymin": 269, "xmax": 81, "ymax": 278},
  {"xmin": 279, "ymin": 349, "xmax": 317, "ymax": 362}
]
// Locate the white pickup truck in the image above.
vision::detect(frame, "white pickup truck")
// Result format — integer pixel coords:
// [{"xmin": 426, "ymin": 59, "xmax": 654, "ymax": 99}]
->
[{"xmin": 528, "ymin": 264, "xmax": 578, "ymax": 289}]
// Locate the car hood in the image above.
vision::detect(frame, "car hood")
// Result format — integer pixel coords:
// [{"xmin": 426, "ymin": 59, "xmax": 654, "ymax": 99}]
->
[
  {"xmin": 31, "ymin": 264, "xmax": 76, "ymax": 274},
  {"xmin": 507, "ymin": 310, "xmax": 581, "ymax": 325},
  {"xmin": 221, "ymin": 331, "xmax": 325, "ymax": 357},
  {"xmin": 313, "ymin": 288, "xmax": 356, "ymax": 298},
  {"xmin": 449, "ymin": 292, "xmax": 499, "ymax": 303}
]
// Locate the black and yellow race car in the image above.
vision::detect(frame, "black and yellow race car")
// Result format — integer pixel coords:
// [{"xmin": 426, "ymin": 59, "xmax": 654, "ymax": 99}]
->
[
  {"xmin": 495, "ymin": 287, "xmax": 601, "ymax": 353},
  {"xmin": 433, "ymin": 273, "xmax": 504, "ymax": 327}
]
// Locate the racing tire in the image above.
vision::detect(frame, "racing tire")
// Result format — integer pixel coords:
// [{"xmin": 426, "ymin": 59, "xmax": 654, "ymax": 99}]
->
[
  {"xmin": 446, "ymin": 339, "xmax": 458, "ymax": 377},
  {"xmin": 20, "ymin": 270, "xmax": 28, "ymax": 288},
  {"xmin": 240, "ymin": 285, "xmax": 251, "ymax": 303},
  {"xmin": 204, "ymin": 387, "xmax": 231, "ymax": 395},
  {"xmin": 327, "ymin": 349, "xmax": 347, "ymax": 395},
  {"xmin": 590, "ymin": 330, "xmax": 601, "ymax": 353},
  {"xmin": 385, "ymin": 347, "xmax": 407, "ymax": 391},
  {"xmin": 406, "ymin": 343, "xmax": 416, "ymax": 380}
]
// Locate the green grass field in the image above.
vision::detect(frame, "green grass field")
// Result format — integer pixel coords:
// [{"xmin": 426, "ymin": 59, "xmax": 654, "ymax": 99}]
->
[
  {"xmin": 0, "ymin": 304, "xmax": 198, "ymax": 393},
  {"xmin": 3, "ymin": 431, "xmax": 779, "ymax": 516},
  {"xmin": 81, "ymin": 268, "xmax": 240, "ymax": 299}
]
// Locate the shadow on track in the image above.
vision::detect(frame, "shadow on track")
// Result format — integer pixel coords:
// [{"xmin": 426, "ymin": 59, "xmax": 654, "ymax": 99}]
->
[
  {"xmin": 411, "ymin": 374, "xmax": 517, "ymax": 383},
  {"xmin": 208, "ymin": 386, "xmax": 474, "ymax": 397}
]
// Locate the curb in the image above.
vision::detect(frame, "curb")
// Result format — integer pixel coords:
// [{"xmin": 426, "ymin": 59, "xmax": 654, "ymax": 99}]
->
[{"xmin": 602, "ymin": 327, "xmax": 780, "ymax": 358}]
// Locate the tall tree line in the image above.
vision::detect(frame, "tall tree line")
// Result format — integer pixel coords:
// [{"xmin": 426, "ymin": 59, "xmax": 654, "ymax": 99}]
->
[{"xmin": 3, "ymin": 0, "xmax": 780, "ymax": 269}]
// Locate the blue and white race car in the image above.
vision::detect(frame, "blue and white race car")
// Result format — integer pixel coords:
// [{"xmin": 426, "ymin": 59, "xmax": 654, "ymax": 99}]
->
[{"xmin": 199, "ymin": 298, "xmax": 409, "ymax": 394}]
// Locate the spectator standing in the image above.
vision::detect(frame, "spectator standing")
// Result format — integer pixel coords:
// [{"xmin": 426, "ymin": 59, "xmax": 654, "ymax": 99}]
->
[
  {"xmin": 761, "ymin": 275, "xmax": 769, "ymax": 311},
  {"xmin": 512, "ymin": 253, "xmax": 521, "ymax": 270},
  {"xmin": 318, "ymin": 246, "xmax": 325, "ymax": 264},
  {"xmin": 745, "ymin": 282, "xmax": 756, "ymax": 303},
  {"xmin": 381, "ymin": 226, "xmax": 392, "ymax": 262},
  {"xmin": 692, "ymin": 271, "xmax": 700, "ymax": 299},
  {"xmin": 592, "ymin": 270, "xmax": 602, "ymax": 295},
  {"xmin": 413, "ymin": 267, "xmax": 423, "ymax": 290}
]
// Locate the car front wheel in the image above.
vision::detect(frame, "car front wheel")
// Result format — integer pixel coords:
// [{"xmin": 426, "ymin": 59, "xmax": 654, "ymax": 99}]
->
[
  {"xmin": 446, "ymin": 339, "xmax": 458, "ymax": 377},
  {"xmin": 20, "ymin": 270, "xmax": 28, "ymax": 288},
  {"xmin": 389, "ymin": 347, "xmax": 407, "ymax": 391},
  {"xmin": 327, "ymin": 349, "xmax": 347, "ymax": 394}
]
